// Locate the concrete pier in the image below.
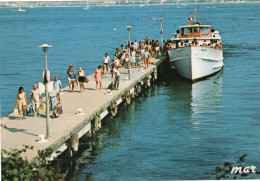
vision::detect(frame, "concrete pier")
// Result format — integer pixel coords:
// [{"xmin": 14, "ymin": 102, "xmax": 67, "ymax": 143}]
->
[{"xmin": 1, "ymin": 56, "xmax": 166, "ymax": 162}]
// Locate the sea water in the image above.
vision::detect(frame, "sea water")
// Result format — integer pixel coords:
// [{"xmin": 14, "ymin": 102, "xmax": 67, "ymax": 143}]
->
[{"xmin": 0, "ymin": 3, "xmax": 260, "ymax": 180}]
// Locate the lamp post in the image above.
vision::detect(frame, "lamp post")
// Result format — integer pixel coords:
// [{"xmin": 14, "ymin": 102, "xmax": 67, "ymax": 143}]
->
[
  {"xmin": 39, "ymin": 44, "xmax": 52, "ymax": 138},
  {"xmin": 126, "ymin": 25, "xmax": 132, "ymax": 80},
  {"xmin": 159, "ymin": 17, "xmax": 164, "ymax": 56}
]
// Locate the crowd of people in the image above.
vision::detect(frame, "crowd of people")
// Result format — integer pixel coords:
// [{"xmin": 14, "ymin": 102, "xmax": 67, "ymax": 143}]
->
[
  {"xmin": 110, "ymin": 37, "xmax": 162, "ymax": 70},
  {"xmin": 16, "ymin": 77, "xmax": 62, "ymax": 120},
  {"xmin": 15, "ymin": 37, "xmax": 163, "ymax": 120},
  {"xmin": 165, "ymin": 38, "xmax": 223, "ymax": 50}
]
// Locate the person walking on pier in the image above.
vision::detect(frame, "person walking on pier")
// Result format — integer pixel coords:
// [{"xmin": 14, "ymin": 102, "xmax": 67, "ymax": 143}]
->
[
  {"xmin": 77, "ymin": 67, "xmax": 87, "ymax": 93},
  {"xmin": 54, "ymin": 75, "xmax": 62, "ymax": 101},
  {"xmin": 155, "ymin": 40, "xmax": 160, "ymax": 57},
  {"xmin": 111, "ymin": 67, "xmax": 120, "ymax": 90},
  {"xmin": 114, "ymin": 56, "xmax": 120, "ymax": 70},
  {"xmin": 67, "ymin": 64, "xmax": 76, "ymax": 93},
  {"xmin": 124, "ymin": 53, "xmax": 129, "ymax": 70},
  {"xmin": 16, "ymin": 87, "xmax": 27, "ymax": 120},
  {"xmin": 103, "ymin": 53, "xmax": 110, "ymax": 74},
  {"xmin": 143, "ymin": 48, "xmax": 150, "ymax": 69},
  {"xmin": 94, "ymin": 65, "xmax": 102, "ymax": 91},
  {"xmin": 49, "ymin": 91, "xmax": 58, "ymax": 119},
  {"xmin": 30, "ymin": 84, "xmax": 43, "ymax": 117}
]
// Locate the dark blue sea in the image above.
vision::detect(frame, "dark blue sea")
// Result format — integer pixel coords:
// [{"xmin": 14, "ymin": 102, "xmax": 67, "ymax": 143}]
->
[{"xmin": 1, "ymin": 3, "xmax": 260, "ymax": 180}]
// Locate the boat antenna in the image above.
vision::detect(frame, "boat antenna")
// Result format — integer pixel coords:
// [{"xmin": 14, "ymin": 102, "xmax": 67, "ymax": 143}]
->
[
  {"xmin": 195, "ymin": 6, "xmax": 197, "ymax": 24},
  {"xmin": 194, "ymin": 0, "xmax": 197, "ymax": 24}
]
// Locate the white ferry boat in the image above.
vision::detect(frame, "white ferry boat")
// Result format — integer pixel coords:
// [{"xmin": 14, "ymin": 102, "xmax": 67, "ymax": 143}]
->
[
  {"xmin": 17, "ymin": 8, "xmax": 26, "ymax": 12},
  {"xmin": 167, "ymin": 7, "xmax": 223, "ymax": 82}
]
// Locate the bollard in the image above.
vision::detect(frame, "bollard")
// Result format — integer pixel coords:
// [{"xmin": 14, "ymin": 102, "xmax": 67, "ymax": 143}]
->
[
  {"xmin": 70, "ymin": 132, "xmax": 79, "ymax": 152},
  {"xmin": 125, "ymin": 91, "xmax": 131, "ymax": 105},
  {"xmin": 135, "ymin": 83, "xmax": 142, "ymax": 97},
  {"xmin": 91, "ymin": 119, "xmax": 96, "ymax": 135},
  {"xmin": 144, "ymin": 75, "xmax": 151, "ymax": 89},
  {"xmin": 109, "ymin": 101, "xmax": 118, "ymax": 118},
  {"xmin": 66, "ymin": 132, "xmax": 79, "ymax": 157},
  {"xmin": 91, "ymin": 115, "xmax": 101, "ymax": 136},
  {"xmin": 131, "ymin": 93, "xmax": 135, "ymax": 99},
  {"xmin": 94, "ymin": 115, "xmax": 101, "ymax": 131}
]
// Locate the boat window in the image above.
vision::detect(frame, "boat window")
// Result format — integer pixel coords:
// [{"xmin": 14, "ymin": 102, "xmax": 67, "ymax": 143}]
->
[
  {"xmin": 181, "ymin": 28, "xmax": 188, "ymax": 35},
  {"xmin": 190, "ymin": 27, "xmax": 200, "ymax": 33},
  {"xmin": 202, "ymin": 27, "xmax": 209, "ymax": 35}
]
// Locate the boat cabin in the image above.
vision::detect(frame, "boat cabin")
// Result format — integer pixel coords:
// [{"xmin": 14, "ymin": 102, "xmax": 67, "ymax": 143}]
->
[{"xmin": 179, "ymin": 25, "xmax": 212, "ymax": 38}]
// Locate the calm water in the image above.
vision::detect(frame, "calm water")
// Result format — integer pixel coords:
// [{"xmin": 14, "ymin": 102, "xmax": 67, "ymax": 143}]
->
[{"xmin": 1, "ymin": 3, "xmax": 260, "ymax": 180}]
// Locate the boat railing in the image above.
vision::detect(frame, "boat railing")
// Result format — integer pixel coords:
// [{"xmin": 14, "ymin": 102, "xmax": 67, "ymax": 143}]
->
[{"xmin": 166, "ymin": 41, "xmax": 223, "ymax": 50}]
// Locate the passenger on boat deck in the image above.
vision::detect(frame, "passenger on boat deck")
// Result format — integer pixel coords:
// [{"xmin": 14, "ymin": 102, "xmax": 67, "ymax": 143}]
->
[
  {"xmin": 103, "ymin": 53, "xmax": 110, "ymax": 74},
  {"xmin": 172, "ymin": 42, "xmax": 177, "ymax": 49},
  {"xmin": 185, "ymin": 40, "xmax": 189, "ymax": 47},
  {"xmin": 192, "ymin": 38, "xmax": 199, "ymax": 45},
  {"xmin": 177, "ymin": 41, "xmax": 181, "ymax": 47},
  {"xmin": 121, "ymin": 44, "xmax": 124, "ymax": 50},
  {"xmin": 67, "ymin": 64, "xmax": 76, "ymax": 93},
  {"xmin": 215, "ymin": 44, "xmax": 222, "ymax": 49},
  {"xmin": 179, "ymin": 41, "xmax": 184, "ymax": 48},
  {"xmin": 166, "ymin": 43, "xmax": 171, "ymax": 50},
  {"xmin": 94, "ymin": 65, "xmax": 102, "ymax": 91},
  {"xmin": 212, "ymin": 40, "xmax": 217, "ymax": 47},
  {"xmin": 77, "ymin": 67, "xmax": 86, "ymax": 93},
  {"xmin": 16, "ymin": 87, "xmax": 27, "ymax": 120}
]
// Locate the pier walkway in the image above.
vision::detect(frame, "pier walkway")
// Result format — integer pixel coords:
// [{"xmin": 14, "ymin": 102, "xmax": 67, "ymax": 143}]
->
[{"xmin": 1, "ymin": 56, "xmax": 166, "ymax": 162}]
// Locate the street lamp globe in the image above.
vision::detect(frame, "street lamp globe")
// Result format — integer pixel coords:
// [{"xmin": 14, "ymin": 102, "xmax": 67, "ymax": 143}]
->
[
  {"xmin": 126, "ymin": 25, "xmax": 132, "ymax": 31},
  {"xmin": 39, "ymin": 44, "xmax": 52, "ymax": 52}
]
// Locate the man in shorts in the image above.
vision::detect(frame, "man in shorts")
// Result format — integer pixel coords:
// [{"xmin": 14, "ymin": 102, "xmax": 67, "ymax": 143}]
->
[
  {"xmin": 67, "ymin": 64, "xmax": 76, "ymax": 93},
  {"xmin": 155, "ymin": 40, "xmax": 160, "ymax": 57},
  {"xmin": 143, "ymin": 48, "xmax": 150, "ymax": 69},
  {"xmin": 103, "ymin": 53, "xmax": 110, "ymax": 74},
  {"xmin": 30, "ymin": 84, "xmax": 43, "ymax": 117},
  {"xmin": 54, "ymin": 75, "xmax": 62, "ymax": 101}
]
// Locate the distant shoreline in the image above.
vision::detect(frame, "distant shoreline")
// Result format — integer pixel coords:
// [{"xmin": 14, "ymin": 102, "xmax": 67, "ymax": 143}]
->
[{"xmin": 0, "ymin": 1, "xmax": 259, "ymax": 8}]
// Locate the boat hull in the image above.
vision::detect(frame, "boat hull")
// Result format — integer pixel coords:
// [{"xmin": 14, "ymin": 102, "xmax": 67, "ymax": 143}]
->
[{"xmin": 168, "ymin": 46, "xmax": 223, "ymax": 82}]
